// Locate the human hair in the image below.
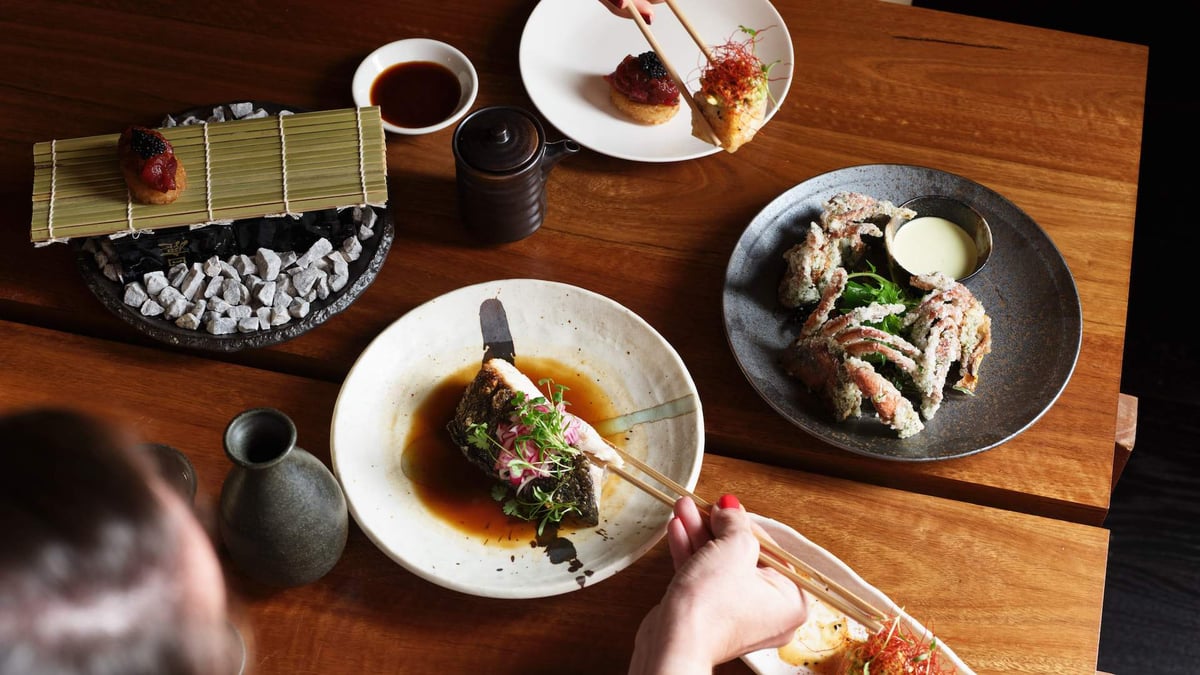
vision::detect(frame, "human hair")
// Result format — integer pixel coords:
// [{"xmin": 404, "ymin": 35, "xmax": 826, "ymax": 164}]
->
[{"xmin": 0, "ymin": 408, "xmax": 229, "ymax": 675}]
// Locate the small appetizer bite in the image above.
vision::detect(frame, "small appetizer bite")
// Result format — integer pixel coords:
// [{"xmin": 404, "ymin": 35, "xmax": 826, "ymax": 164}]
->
[
  {"xmin": 118, "ymin": 125, "xmax": 186, "ymax": 205},
  {"xmin": 446, "ymin": 358, "xmax": 623, "ymax": 534},
  {"xmin": 779, "ymin": 605, "xmax": 955, "ymax": 675},
  {"xmin": 692, "ymin": 26, "xmax": 775, "ymax": 152},
  {"xmin": 604, "ymin": 51, "xmax": 681, "ymax": 125}
]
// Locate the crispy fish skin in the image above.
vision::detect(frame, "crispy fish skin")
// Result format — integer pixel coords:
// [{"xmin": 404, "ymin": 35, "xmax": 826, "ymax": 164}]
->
[{"xmin": 446, "ymin": 359, "xmax": 618, "ymax": 527}]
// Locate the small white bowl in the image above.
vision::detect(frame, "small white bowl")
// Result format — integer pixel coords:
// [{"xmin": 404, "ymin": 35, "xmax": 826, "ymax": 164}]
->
[{"xmin": 352, "ymin": 38, "xmax": 478, "ymax": 135}]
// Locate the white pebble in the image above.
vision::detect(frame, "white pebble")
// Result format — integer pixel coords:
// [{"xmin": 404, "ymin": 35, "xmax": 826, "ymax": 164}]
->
[
  {"xmin": 143, "ymin": 270, "xmax": 168, "ymax": 297},
  {"xmin": 227, "ymin": 304, "xmax": 252, "ymax": 319},
  {"xmin": 175, "ymin": 313, "xmax": 201, "ymax": 330},
  {"xmin": 291, "ymin": 267, "xmax": 321, "ymax": 296},
  {"xmin": 237, "ymin": 317, "xmax": 260, "ymax": 333},
  {"xmin": 295, "ymin": 238, "xmax": 332, "ymax": 269},
  {"xmin": 180, "ymin": 267, "xmax": 205, "ymax": 301},
  {"xmin": 123, "ymin": 282, "xmax": 148, "ymax": 307},
  {"xmin": 203, "ymin": 256, "xmax": 224, "ymax": 277},
  {"xmin": 342, "ymin": 236, "xmax": 362, "ymax": 262},
  {"xmin": 288, "ymin": 298, "xmax": 310, "ymax": 319},
  {"xmin": 231, "ymin": 254, "xmax": 258, "ymax": 277},
  {"xmin": 272, "ymin": 290, "xmax": 293, "ymax": 310},
  {"xmin": 221, "ymin": 278, "xmax": 243, "ymax": 305},
  {"xmin": 164, "ymin": 297, "xmax": 190, "ymax": 321},
  {"xmin": 139, "ymin": 299, "xmax": 165, "ymax": 317},
  {"xmin": 168, "ymin": 263, "xmax": 188, "ymax": 289},
  {"xmin": 255, "ymin": 280, "xmax": 277, "ymax": 307},
  {"xmin": 159, "ymin": 286, "xmax": 185, "ymax": 307},
  {"xmin": 206, "ymin": 317, "xmax": 237, "ymax": 335},
  {"xmin": 203, "ymin": 276, "xmax": 224, "ymax": 299},
  {"xmin": 255, "ymin": 248, "xmax": 282, "ymax": 281},
  {"xmin": 230, "ymin": 101, "xmax": 254, "ymax": 118}
]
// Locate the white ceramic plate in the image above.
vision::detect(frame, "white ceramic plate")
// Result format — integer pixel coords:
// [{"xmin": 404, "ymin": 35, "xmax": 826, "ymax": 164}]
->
[
  {"xmin": 330, "ymin": 279, "xmax": 704, "ymax": 598},
  {"xmin": 742, "ymin": 514, "xmax": 975, "ymax": 674},
  {"xmin": 519, "ymin": 0, "xmax": 794, "ymax": 162}
]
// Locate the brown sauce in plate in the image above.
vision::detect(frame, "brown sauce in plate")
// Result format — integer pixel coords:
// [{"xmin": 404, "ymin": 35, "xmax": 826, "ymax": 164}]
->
[
  {"xmin": 401, "ymin": 357, "xmax": 619, "ymax": 545},
  {"xmin": 370, "ymin": 61, "xmax": 461, "ymax": 128}
]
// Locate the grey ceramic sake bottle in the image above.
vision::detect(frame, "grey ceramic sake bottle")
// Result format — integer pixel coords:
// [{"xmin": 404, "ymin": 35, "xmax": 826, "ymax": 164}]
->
[{"xmin": 218, "ymin": 407, "xmax": 348, "ymax": 587}]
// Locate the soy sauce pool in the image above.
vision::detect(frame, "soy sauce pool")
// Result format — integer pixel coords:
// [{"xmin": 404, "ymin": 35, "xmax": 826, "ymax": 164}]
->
[
  {"xmin": 401, "ymin": 357, "xmax": 620, "ymax": 545},
  {"xmin": 370, "ymin": 61, "xmax": 461, "ymax": 129}
]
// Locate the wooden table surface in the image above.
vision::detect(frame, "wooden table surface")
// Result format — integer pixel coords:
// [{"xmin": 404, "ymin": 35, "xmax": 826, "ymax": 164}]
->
[
  {"xmin": 0, "ymin": 0, "xmax": 1146, "ymax": 673},
  {"xmin": 0, "ymin": 319, "xmax": 1110, "ymax": 674}
]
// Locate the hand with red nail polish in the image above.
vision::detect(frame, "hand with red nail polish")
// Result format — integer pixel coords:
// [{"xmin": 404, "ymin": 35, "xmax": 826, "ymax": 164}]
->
[
  {"xmin": 598, "ymin": 0, "xmax": 664, "ymax": 24},
  {"xmin": 628, "ymin": 496, "xmax": 809, "ymax": 675}
]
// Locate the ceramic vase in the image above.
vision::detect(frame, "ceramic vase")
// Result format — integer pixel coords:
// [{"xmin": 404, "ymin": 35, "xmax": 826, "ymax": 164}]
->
[{"xmin": 218, "ymin": 407, "xmax": 348, "ymax": 587}]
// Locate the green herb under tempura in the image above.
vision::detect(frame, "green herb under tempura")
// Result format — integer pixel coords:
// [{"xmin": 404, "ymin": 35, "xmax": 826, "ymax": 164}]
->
[
  {"xmin": 838, "ymin": 263, "xmax": 918, "ymax": 336},
  {"xmin": 466, "ymin": 380, "xmax": 583, "ymax": 535}
]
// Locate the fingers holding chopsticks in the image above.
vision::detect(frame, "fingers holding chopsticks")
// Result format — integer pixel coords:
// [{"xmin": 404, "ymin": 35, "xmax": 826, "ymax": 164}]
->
[
  {"xmin": 599, "ymin": 0, "xmax": 664, "ymax": 24},
  {"xmin": 649, "ymin": 494, "xmax": 809, "ymax": 666}
]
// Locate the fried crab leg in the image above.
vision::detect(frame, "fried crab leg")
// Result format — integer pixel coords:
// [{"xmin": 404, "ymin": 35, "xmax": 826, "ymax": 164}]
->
[
  {"xmin": 779, "ymin": 192, "xmax": 916, "ymax": 308},
  {"xmin": 905, "ymin": 272, "xmax": 993, "ymax": 419},
  {"xmin": 782, "ymin": 268, "xmax": 925, "ymax": 437}
]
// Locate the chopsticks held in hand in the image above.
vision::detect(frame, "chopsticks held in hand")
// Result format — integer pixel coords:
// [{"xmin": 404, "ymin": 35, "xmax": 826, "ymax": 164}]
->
[
  {"xmin": 622, "ymin": 4, "xmax": 721, "ymax": 146},
  {"xmin": 587, "ymin": 441, "xmax": 888, "ymax": 634}
]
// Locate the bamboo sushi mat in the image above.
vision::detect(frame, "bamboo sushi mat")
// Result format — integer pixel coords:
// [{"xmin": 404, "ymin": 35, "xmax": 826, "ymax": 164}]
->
[{"xmin": 30, "ymin": 106, "xmax": 388, "ymax": 245}]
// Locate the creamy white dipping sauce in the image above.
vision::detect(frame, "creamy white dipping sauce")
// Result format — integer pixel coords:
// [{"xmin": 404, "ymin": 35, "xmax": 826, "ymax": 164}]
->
[{"xmin": 891, "ymin": 216, "xmax": 978, "ymax": 279}]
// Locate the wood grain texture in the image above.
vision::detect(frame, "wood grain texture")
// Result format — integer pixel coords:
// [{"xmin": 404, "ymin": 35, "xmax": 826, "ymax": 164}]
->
[
  {"xmin": 0, "ymin": 319, "xmax": 1110, "ymax": 674},
  {"xmin": 0, "ymin": 1, "xmax": 1144, "ymax": 527},
  {"xmin": 906, "ymin": 3, "xmax": 1200, "ymax": 672}
]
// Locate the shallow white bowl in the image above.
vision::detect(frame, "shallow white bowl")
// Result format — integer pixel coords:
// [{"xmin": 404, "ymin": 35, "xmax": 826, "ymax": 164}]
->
[
  {"xmin": 330, "ymin": 279, "xmax": 705, "ymax": 599},
  {"xmin": 352, "ymin": 38, "xmax": 478, "ymax": 135}
]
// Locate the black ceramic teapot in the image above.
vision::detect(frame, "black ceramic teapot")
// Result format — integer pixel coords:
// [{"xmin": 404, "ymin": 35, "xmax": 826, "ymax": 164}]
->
[{"xmin": 452, "ymin": 106, "xmax": 579, "ymax": 244}]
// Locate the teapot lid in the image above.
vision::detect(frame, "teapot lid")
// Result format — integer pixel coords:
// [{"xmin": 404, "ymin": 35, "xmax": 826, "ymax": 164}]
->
[{"xmin": 453, "ymin": 106, "xmax": 543, "ymax": 174}]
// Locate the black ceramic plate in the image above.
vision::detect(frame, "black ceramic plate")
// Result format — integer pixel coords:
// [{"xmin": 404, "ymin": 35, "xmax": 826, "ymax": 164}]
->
[
  {"xmin": 723, "ymin": 164, "xmax": 1081, "ymax": 461},
  {"xmin": 74, "ymin": 102, "xmax": 393, "ymax": 352}
]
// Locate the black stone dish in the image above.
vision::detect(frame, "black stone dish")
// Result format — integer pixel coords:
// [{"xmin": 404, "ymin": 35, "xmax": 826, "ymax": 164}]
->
[{"xmin": 72, "ymin": 102, "xmax": 394, "ymax": 352}]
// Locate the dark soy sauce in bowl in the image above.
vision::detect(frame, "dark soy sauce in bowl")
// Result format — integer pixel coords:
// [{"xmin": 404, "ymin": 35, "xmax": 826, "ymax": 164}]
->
[{"xmin": 370, "ymin": 61, "xmax": 461, "ymax": 129}]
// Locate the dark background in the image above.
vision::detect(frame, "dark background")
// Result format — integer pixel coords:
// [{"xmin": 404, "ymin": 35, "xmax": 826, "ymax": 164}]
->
[{"xmin": 910, "ymin": 2, "xmax": 1200, "ymax": 672}]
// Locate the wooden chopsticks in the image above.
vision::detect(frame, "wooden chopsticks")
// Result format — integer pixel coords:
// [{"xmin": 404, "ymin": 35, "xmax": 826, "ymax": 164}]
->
[
  {"xmin": 588, "ymin": 440, "xmax": 888, "ymax": 634},
  {"xmin": 663, "ymin": 0, "xmax": 714, "ymax": 63},
  {"xmin": 623, "ymin": 5, "xmax": 721, "ymax": 146}
]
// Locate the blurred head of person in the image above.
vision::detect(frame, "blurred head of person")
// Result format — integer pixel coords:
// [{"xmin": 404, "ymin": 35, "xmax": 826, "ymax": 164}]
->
[{"xmin": 0, "ymin": 408, "xmax": 231, "ymax": 675}]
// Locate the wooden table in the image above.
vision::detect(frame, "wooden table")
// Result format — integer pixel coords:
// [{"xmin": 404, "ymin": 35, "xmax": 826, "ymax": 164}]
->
[
  {"xmin": 0, "ymin": 0, "xmax": 1146, "ymax": 673},
  {"xmin": 0, "ymin": 319, "xmax": 1110, "ymax": 674}
]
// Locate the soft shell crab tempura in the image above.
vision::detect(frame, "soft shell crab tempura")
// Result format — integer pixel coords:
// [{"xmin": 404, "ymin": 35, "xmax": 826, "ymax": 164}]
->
[{"xmin": 778, "ymin": 192, "xmax": 992, "ymax": 438}]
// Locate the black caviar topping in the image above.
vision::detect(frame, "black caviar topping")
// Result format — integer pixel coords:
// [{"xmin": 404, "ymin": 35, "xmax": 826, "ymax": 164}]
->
[
  {"xmin": 636, "ymin": 51, "xmax": 668, "ymax": 79},
  {"xmin": 129, "ymin": 127, "xmax": 168, "ymax": 159}
]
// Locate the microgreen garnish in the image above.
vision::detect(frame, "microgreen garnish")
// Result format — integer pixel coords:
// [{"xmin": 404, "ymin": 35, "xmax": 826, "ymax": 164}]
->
[{"xmin": 468, "ymin": 379, "xmax": 582, "ymax": 535}]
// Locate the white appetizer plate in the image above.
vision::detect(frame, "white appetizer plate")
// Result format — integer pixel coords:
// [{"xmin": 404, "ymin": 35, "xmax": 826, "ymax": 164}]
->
[
  {"xmin": 742, "ymin": 514, "xmax": 974, "ymax": 674},
  {"xmin": 519, "ymin": 0, "xmax": 793, "ymax": 162}
]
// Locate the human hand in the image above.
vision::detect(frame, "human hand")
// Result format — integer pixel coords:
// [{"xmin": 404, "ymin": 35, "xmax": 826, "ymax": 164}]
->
[
  {"xmin": 628, "ymin": 495, "xmax": 809, "ymax": 674},
  {"xmin": 599, "ymin": 0, "xmax": 666, "ymax": 24}
]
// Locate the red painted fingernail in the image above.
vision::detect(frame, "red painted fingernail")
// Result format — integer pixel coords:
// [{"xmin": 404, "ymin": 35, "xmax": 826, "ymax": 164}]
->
[
  {"xmin": 642, "ymin": 12, "xmax": 653, "ymax": 24},
  {"xmin": 607, "ymin": 0, "xmax": 622, "ymax": 6},
  {"xmin": 718, "ymin": 494, "xmax": 740, "ymax": 509}
]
